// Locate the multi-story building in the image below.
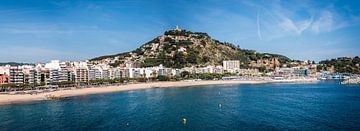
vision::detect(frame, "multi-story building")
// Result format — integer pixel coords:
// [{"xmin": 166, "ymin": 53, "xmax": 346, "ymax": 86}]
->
[
  {"xmin": 28, "ymin": 69, "xmax": 37, "ymax": 84},
  {"xmin": 37, "ymin": 69, "xmax": 49, "ymax": 85},
  {"xmin": 45, "ymin": 60, "xmax": 62, "ymax": 83},
  {"xmin": 75, "ymin": 68, "xmax": 88, "ymax": 82},
  {"xmin": 59, "ymin": 69, "xmax": 74, "ymax": 82},
  {"xmin": 223, "ymin": 60, "xmax": 240, "ymax": 73},
  {"xmin": 238, "ymin": 69, "xmax": 259, "ymax": 76},
  {"xmin": 120, "ymin": 68, "xmax": 129, "ymax": 78},
  {"xmin": 88, "ymin": 67, "xmax": 97, "ymax": 81},
  {"xmin": 0, "ymin": 65, "xmax": 10, "ymax": 75},
  {"xmin": 0, "ymin": 73, "xmax": 10, "ymax": 85},
  {"xmin": 110, "ymin": 68, "xmax": 122, "ymax": 79},
  {"xmin": 171, "ymin": 69, "xmax": 181, "ymax": 77},
  {"xmin": 0, "ymin": 65, "xmax": 10, "ymax": 85},
  {"xmin": 59, "ymin": 63, "xmax": 74, "ymax": 82},
  {"xmin": 9, "ymin": 66, "xmax": 24, "ymax": 84},
  {"xmin": 293, "ymin": 69, "xmax": 309, "ymax": 76},
  {"xmin": 102, "ymin": 69, "xmax": 110, "ymax": 79},
  {"xmin": 74, "ymin": 62, "xmax": 89, "ymax": 82},
  {"xmin": 274, "ymin": 67, "xmax": 309, "ymax": 77},
  {"xmin": 213, "ymin": 66, "xmax": 224, "ymax": 74},
  {"xmin": 49, "ymin": 69, "xmax": 60, "ymax": 83},
  {"xmin": 88, "ymin": 64, "xmax": 114, "ymax": 80}
]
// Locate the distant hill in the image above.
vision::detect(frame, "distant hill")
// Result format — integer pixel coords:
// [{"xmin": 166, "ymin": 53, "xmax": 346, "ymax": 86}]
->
[
  {"xmin": 90, "ymin": 27, "xmax": 292, "ymax": 71},
  {"xmin": 0, "ymin": 62, "xmax": 33, "ymax": 66},
  {"xmin": 317, "ymin": 56, "xmax": 360, "ymax": 74}
]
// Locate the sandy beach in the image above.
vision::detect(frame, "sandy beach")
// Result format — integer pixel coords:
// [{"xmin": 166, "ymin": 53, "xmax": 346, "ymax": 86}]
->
[{"xmin": 0, "ymin": 79, "xmax": 319, "ymax": 105}]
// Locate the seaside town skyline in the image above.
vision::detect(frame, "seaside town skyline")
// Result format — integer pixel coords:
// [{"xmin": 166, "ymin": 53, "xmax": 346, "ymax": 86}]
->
[
  {"xmin": 0, "ymin": 0, "xmax": 360, "ymax": 63},
  {"xmin": 1, "ymin": 1, "xmax": 360, "ymax": 130},
  {"xmin": 2, "ymin": 24, "xmax": 359, "ymax": 87}
]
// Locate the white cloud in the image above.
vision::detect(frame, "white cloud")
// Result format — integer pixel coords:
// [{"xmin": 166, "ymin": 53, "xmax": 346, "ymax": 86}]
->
[
  {"xmin": 257, "ymin": 10, "xmax": 263, "ymax": 40},
  {"xmin": 310, "ymin": 11, "xmax": 333, "ymax": 33},
  {"xmin": 278, "ymin": 16, "xmax": 313, "ymax": 35}
]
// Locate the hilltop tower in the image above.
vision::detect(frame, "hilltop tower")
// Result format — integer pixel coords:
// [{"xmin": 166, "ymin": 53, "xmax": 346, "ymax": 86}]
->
[{"xmin": 175, "ymin": 25, "xmax": 181, "ymax": 31}]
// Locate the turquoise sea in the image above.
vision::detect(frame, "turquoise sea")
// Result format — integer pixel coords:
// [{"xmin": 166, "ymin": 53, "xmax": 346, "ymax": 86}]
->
[{"xmin": 1, "ymin": 80, "xmax": 360, "ymax": 130}]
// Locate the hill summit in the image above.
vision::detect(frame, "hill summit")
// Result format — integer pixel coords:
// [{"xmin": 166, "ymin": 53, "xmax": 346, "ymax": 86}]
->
[{"xmin": 90, "ymin": 26, "xmax": 292, "ymax": 71}]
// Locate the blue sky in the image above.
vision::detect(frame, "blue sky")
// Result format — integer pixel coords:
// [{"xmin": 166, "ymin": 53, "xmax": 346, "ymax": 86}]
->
[{"xmin": 0, "ymin": 0, "xmax": 359, "ymax": 62}]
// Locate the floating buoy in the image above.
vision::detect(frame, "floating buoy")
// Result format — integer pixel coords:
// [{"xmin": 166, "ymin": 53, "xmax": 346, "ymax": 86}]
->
[
  {"xmin": 218, "ymin": 91, "xmax": 221, "ymax": 95},
  {"xmin": 183, "ymin": 118, "xmax": 187, "ymax": 125},
  {"xmin": 126, "ymin": 122, "xmax": 129, "ymax": 126},
  {"xmin": 219, "ymin": 104, "xmax": 222, "ymax": 108}
]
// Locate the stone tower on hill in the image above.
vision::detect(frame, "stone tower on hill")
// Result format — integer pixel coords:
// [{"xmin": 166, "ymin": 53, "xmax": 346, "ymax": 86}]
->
[{"xmin": 175, "ymin": 25, "xmax": 181, "ymax": 31}]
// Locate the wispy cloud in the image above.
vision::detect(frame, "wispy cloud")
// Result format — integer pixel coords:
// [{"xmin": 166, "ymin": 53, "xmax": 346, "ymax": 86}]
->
[
  {"xmin": 280, "ymin": 17, "xmax": 313, "ymax": 35},
  {"xmin": 0, "ymin": 0, "xmax": 359, "ymax": 62},
  {"xmin": 257, "ymin": 10, "xmax": 262, "ymax": 40},
  {"xmin": 310, "ymin": 11, "xmax": 333, "ymax": 33}
]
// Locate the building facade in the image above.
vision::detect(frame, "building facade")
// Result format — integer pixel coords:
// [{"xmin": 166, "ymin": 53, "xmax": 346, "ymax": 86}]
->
[
  {"xmin": 223, "ymin": 60, "xmax": 240, "ymax": 73},
  {"xmin": 0, "ymin": 73, "xmax": 10, "ymax": 85}
]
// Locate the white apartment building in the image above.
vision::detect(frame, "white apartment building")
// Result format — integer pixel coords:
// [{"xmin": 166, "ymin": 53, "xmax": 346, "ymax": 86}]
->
[
  {"xmin": 74, "ymin": 62, "xmax": 89, "ymax": 82},
  {"xmin": 0, "ymin": 65, "xmax": 10, "ymax": 75},
  {"xmin": 109, "ymin": 68, "xmax": 122, "ymax": 79},
  {"xmin": 126, "ymin": 64, "xmax": 174, "ymax": 78},
  {"xmin": 45, "ymin": 60, "xmax": 62, "ymax": 83},
  {"xmin": 223, "ymin": 60, "xmax": 240, "ymax": 73}
]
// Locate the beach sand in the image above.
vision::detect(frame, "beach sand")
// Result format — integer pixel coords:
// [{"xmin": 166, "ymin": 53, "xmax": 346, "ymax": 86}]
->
[{"xmin": 0, "ymin": 79, "xmax": 319, "ymax": 105}]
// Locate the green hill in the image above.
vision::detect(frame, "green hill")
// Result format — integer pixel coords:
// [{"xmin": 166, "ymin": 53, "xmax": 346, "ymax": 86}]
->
[
  {"xmin": 317, "ymin": 56, "xmax": 360, "ymax": 74},
  {"xmin": 90, "ymin": 27, "xmax": 292, "ymax": 70},
  {"xmin": 0, "ymin": 62, "xmax": 33, "ymax": 66}
]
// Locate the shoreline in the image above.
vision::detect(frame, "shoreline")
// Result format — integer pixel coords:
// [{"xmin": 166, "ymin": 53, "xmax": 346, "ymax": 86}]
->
[{"xmin": 0, "ymin": 79, "xmax": 319, "ymax": 106}]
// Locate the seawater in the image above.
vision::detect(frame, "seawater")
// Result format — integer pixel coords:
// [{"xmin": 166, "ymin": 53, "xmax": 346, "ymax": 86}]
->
[{"xmin": 1, "ymin": 80, "xmax": 360, "ymax": 130}]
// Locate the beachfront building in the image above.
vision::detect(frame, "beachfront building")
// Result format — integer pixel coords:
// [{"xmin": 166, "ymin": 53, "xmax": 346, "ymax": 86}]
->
[
  {"xmin": 59, "ymin": 69, "xmax": 74, "ymax": 82},
  {"xmin": 75, "ymin": 68, "xmax": 88, "ymax": 82},
  {"xmin": 293, "ymin": 69, "xmax": 309, "ymax": 76},
  {"xmin": 59, "ymin": 62, "xmax": 75, "ymax": 82},
  {"xmin": 157, "ymin": 65, "xmax": 172, "ymax": 77},
  {"xmin": 238, "ymin": 69, "xmax": 259, "ymax": 76},
  {"xmin": 88, "ymin": 65, "xmax": 101, "ymax": 80},
  {"xmin": 45, "ymin": 60, "xmax": 62, "ymax": 83},
  {"xmin": 171, "ymin": 69, "xmax": 181, "ymax": 77},
  {"xmin": 110, "ymin": 68, "xmax": 122, "ymax": 79},
  {"xmin": 195, "ymin": 66, "xmax": 214, "ymax": 74},
  {"xmin": 120, "ymin": 68, "xmax": 130, "ymax": 78},
  {"xmin": 74, "ymin": 62, "xmax": 89, "ymax": 82},
  {"xmin": 125, "ymin": 64, "xmax": 175, "ymax": 79},
  {"xmin": 88, "ymin": 64, "xmax": 114, "ymax": 80},
  {"xmin": 0, "ymin": 73, "xmax": 9, "ymax": 85},
  {"xmin": 213, "ymin": 66, "xmax": 224, "ymax": 74},
  {"xmin": 21, "ymin": 65, "xmax": 35, "ymax": 84},
  {"xmin": 0, "ymin": 65, "xmax": 10, "ymax": 75},
  {"xmin": 28, "ymin": 69, "xmax": 37, "ymax": 84},
  {"xmin": 0, "ymin": 65, "xmax": 10, "ymax": 85},
  {"xmin": 102, "ymin": 69, "xmax": 110, "ymax": 79},
  {"xmin": 223, "ymin": 60, "xmax": 240, "ymax": 73},
  {"xmin": 9, "ymin": 66, "xmax": 24, "ymax": 84},
  {"xmin": 49, "ymin": 69, "xmax": 60, "ymax": 83},
  {"xmin": 273, "ymin": 67, "xmax": 309, "ymax": 77},
  {"xmin": 34, "ymin": 64, "xmax": 49, "ymax": 85}
]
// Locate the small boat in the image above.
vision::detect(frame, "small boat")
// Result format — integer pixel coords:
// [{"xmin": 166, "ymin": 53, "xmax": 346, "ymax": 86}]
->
[{"xmin": 183, "ymin": 118, "xmax": 187, "ymax": 124}]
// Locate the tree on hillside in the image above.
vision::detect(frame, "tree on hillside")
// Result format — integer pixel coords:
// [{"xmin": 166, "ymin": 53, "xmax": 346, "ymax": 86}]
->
[{"xmin": 180, "ymin": 71, "xmax": 190, "ymax": 79}]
